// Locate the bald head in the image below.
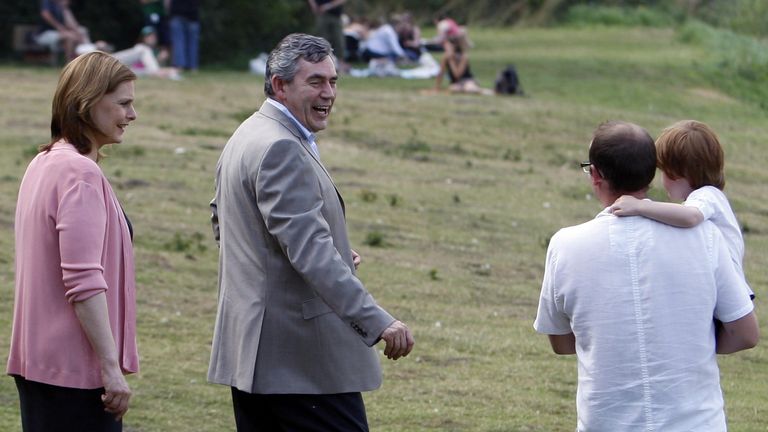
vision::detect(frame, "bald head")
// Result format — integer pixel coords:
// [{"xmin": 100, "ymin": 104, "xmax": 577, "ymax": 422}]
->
[{"xmin": 589, "ymin": 121, "xmax": 656, "ymax": 195}]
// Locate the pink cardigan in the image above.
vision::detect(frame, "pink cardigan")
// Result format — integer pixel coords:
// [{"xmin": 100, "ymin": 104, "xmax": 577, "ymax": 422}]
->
[{"xmin": 7, "ymin": 141, "xmax": 139, "ymax": 389}]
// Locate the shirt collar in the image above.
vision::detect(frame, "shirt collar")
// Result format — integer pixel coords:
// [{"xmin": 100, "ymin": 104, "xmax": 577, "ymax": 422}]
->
[
  {"xmin": 266, "ymin": 98, "xmax": 316, "ymax": 143},
  {"xmin": 596, "ymin": 207, "xmax": 614, "ymax": 218},
  {"xmin": 596, "ymin": 197, "xmax": 651, "ymax": 219}
]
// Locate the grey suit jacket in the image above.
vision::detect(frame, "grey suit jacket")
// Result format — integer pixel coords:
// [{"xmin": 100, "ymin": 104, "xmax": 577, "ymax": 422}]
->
[{"xmin": 208, "ymin": 101, "xmax": 395, "ymax": 394}]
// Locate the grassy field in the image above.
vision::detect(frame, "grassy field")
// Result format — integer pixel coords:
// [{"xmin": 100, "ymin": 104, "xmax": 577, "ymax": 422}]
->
[{"xmin": 1, "ymin": 26, "xmax": 767, "ymax": 431}]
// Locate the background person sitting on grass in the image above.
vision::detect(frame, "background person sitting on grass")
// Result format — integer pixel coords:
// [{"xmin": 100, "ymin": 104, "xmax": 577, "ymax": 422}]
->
[
  {"xmin": 430, "ymin": 32, "xmax": 492, "ymax": 95},
  {"xmin": 35, "ymin": 0, "xmax": 90, "ymax": 61}
]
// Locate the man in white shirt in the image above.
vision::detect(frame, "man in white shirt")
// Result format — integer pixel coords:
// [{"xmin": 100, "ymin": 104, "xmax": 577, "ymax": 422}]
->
[{"xmin": 534, "ymin": 120, "xmax": 759, "ymax": 431}]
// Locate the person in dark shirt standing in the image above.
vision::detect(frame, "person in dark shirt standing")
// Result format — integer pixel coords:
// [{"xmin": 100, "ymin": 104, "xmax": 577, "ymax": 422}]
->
[
  {"xmin": 168, "ymin": 0, "xmax": 200, "ymax": 71},
  {"xmin": 308, "ymin": 0, "xmax": 347, "ymax": 72}
]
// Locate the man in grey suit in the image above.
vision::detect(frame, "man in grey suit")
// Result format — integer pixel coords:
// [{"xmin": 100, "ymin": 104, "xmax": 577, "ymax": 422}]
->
[{"xmin": 208, "ymin": 33, "xmax": 415, "ymax": 431}]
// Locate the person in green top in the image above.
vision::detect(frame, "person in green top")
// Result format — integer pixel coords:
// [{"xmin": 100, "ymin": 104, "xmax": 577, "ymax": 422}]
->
[{"xmin": 139, "ymin": 0, "xmax": 169, "ymax": 65}]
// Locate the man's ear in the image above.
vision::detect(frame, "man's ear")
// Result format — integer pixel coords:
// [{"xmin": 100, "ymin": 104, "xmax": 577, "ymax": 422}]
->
[
  {"xmin": 271, "ymin": 76, "xmax": 286, "ymax": 100},
  {"xmin": 590, "ymin": 166, "xmax": 602, "ymax": 186}
]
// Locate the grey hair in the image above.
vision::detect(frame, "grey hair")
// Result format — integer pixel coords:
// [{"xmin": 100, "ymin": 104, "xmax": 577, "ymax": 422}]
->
[{"xmin": 264, "ymin": 33, "xmax": 335, "ymax": 97}]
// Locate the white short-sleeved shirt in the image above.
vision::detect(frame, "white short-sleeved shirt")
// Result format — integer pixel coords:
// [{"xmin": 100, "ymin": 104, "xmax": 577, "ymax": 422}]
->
[
  {"xmin": 685, "ymin": 186, "xmax": 752, "ymax": 296},
  {"xmin": 534, "ymin": 209, "xmax": 753, "ymax": 432},
  {"xmin": 362, "ymin": 24, "xmax": 406, "ymax": 58}
]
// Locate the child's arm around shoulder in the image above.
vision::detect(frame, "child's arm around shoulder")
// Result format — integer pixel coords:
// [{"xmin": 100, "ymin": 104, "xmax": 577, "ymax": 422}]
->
[{"xmin": 610, "ymin": 195, "xmax": 704, "ymax": 227}]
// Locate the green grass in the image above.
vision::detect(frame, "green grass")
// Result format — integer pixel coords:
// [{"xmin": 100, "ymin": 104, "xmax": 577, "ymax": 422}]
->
[{"xmin": 1, "ymin": 26, "xmax": 767, "ymax": 431}]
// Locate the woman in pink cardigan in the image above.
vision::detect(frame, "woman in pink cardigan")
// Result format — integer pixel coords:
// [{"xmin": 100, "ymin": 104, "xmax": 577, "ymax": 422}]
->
[{"xmin": 7, "ymin": 51, "xmax": 139, "ymax": 432}]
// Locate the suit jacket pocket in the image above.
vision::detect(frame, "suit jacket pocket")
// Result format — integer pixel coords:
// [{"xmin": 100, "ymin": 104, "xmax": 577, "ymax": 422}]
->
[{"xmin": 302, "ymin": 297, "xmax": 333, "ymax": 319}]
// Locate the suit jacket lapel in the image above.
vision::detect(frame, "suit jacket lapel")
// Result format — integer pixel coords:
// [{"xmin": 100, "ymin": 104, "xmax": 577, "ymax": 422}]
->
[{"xmin": 258, "ymin": 101, "xmax": 346, "ymax": 214}]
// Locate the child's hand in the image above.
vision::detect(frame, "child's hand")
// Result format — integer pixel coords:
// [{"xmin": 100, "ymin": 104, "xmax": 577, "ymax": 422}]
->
[{"xmin": 610, "ymin": 195, "xmax": 643, "ymax": 216}]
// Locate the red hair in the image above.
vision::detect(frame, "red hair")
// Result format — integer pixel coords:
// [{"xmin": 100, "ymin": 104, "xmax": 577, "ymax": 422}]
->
[{"xmin": 655, "ymin": 120, "xmax": 725, "ymax": 190}]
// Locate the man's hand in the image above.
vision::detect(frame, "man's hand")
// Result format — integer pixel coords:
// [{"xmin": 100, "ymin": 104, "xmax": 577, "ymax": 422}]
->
[
  {"xmin": 101, "ymin": 366, "xmax": 131, "ymax": 421},
  {"xmin": 610, "ymin": 194, "xmax": 644, "ymax": 216},
  {"xmin": 351, "ymin": 249, "xmax": 361, "ymax": 269},
  {"xmin": 379, "ymin": 320, "xmax": 415, "ymax": 360}
]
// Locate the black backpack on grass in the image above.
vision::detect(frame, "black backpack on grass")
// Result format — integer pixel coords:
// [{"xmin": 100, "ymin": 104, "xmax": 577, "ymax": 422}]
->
[{"xmin": 494, "ymin": 64, "xmax": 524, "ymax": 96}]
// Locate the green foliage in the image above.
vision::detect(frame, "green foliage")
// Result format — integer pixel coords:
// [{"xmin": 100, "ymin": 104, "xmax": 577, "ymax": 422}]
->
[
  {"xmin": 199, "ymin": 0, "xmax": 310, "ymax": 66},
  {"xmin": 0, "ymin": 0, "xmax": 309, "ymax": 66},
  {"xmin": 229, "ymin": 109, "xmax": 255, "ymax": 123},
  {"xmin": 112, "ymin": 145, "xmax": 146, "ymax": 158},
  {"xmin": 360, "ymin": 189, "xmax": 378, "ymax": 202},
  {"xmin": 363, "ymin": 230, "xmax": 386, "ymax": 247},
  {"xmin": 502, "ymin": 148, "xmax": 521, "ymax": 161},
  {"xmin": 398, "ymin": 125, "xmax": 431, "ymax": 160},
  {"xmin": 399, "ymin": 139, "xmax": 431, "ymax": 156},
  {"xmin": 0, "ymin": 0, "xmax": 50, "ymax": 56},
  {"xmin": 351, "ymin": 0, "xmax": 678, "ymax": 26},
  {"xmin": 163, "ymin": 231, "xmax": 207, "ymax": 254},
  {"xmin": 72, "ymin": 2, "xmax": 144, "ymax": 51},
  {"xmin": 5, "ymin": 0, "xmax": 768, "ymax": 68},
  {"xmin": 428, "ymin": 268, "xmax": 439, "ymax": 280},
  {"xmin": 344, "ymin": 0, "xmax": 448, "ymax": 23},
  {"xmin": 180, "ymin": 127, "xmax": 232, "ymax": 138},
  {"xmin": 387, "ymin": 194, "xmax": 401, "ymax": 207},
  {"xmin": 559, "ymin": 0, "xmax": 768, "ymax": 40},
  {"xmin": 563, "ymin": 4, "xmax": 676, "ymax": 27},
  {"xmin": 741, "ymin": 221, "xmax": 751, "ymax": 234},
  {"xmin": 694, "ymin": 0, "xmax": 768, "ymax": 38},
  {"xmin": 677, "ymin": 20, "xmax": 768, "ymax": 110},
  {"xmin": 20, "ymin": 146, "xmax": 38, "ymax": 160}
]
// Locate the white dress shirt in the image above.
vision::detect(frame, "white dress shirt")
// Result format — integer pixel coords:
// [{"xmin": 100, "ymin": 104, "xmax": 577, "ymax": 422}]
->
[
  {"xmin": 266, "ymin": 98, "xmax": 319, "ymax": 158},
  {"xmin": 535, "ymin": 208, "xmax": 753, "ymax": 431}
]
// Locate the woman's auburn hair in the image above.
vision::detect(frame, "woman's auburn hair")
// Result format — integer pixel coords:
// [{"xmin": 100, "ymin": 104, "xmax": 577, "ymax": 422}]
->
[{"xmin": 40, "ymin": 51, "xmax": 136, "ymax": 155}]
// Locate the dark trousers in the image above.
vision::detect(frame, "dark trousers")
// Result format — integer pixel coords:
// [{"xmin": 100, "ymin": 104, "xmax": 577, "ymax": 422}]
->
[
  {"xmin": 14, "ymin": 375, "xmax": 122, "ymax": 432},
  {"xmin": 231, "ymin": 388, "xmax": 369, "ymax": 432}
]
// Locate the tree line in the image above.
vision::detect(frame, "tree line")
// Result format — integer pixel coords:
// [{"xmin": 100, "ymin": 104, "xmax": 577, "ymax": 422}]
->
[{"xmin": 1, "ymin": 0, "xmax": 765, "ymax": 66}]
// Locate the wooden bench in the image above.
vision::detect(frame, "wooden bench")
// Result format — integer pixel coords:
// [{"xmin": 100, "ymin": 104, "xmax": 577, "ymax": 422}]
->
[{"xmin": 12, "ymin": 24, "xmax": 60, "ymax": 66}]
